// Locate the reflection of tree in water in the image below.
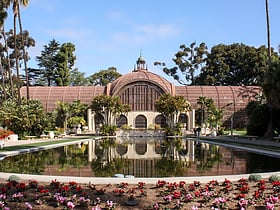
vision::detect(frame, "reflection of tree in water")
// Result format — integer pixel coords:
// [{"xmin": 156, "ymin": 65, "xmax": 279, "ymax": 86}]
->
[
  {"xmin": 194, "ymin": 143, "xmax": 222, "ymax": 174},
  {"xmin": 58, "ymin": 144, "xmax": 88, "ymax": 172},
  {"xmin": 0, "ymin": 150, "xmax": 55, "ymax": 174},
  {"xmin": 91, "ymin": 138, "xmax": 130, "ymax": 177},
  {"xmin": 155, "ymin": 157, "xmax": 186, "ymax": 177},
  {"xmin": 156, "ymin": 138, "xmax": 189, "ymax": 176}
]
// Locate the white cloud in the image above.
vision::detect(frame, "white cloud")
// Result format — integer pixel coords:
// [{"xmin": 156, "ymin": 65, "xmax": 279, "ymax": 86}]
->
[
  {"xmin": 135, "ymin": 23, "xmax": 180, "ymax": 38},
  {"xmin": 45, "ymin": 28, "xmax": 90, "ymax": 41}
]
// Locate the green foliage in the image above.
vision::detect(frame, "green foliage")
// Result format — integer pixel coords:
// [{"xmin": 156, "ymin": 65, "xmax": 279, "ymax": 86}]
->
[
  {"xmin": 155, "ymin": 42, "xmax": 208, "ymax": 85},
  {"xmin": 54, "ymin": 100, "xmax": 88, "ymax": 132},
  {"xmin": 68, "ymin": 116, "xmax": 86, "ymax": 128},
  {"xmin": 248, "ymin": 174, "xmax": 262, "ymax": 182},
  {"xmin": 268, "ymin": 174, "xmax": 280, "ymax": 182},
  {"xmin": 246, "ymin": 101, "xmax": 270, "ymax": 136},
  {"xmin": 120, "ymin": 124, "xmax": 131, "ymax": 130},
  {"xmin": 155, "ymin": 94, "xmax": 191, "ymax": 128},
  {"xmin": 70, "ymin": 68, "xmax": 89, "ymax": 86},
  {"xmin": 100, "ymin": 124, "xmax": 117, "ymax": 136},
  {"xmin": 36, "ymin": 39, "xmax": 60, "ymax": 86},
  {"xmin": 55, "ymin": 43, "xmax": 76, "ymax": 86},
  {"xmin": 0, "ymin": 98, "xmax": 47, "ymax": 137},
  {"xmin": 36, "ymin": 40, "xmax": 77, "ymax": 86},
  {"xmin": 91, "ymin": 94, "xmax": 130, "ymax": 126},
  {"xmin": 89, "ymin": 67, "xmax": 122, "ymax": 86},
  {"xmin": 197, "ymin": 44, "xmax": 271, "ymax": 85},
  {"xmin": 7, "ymin": 175, "xmax": 20, "ymax": 182},
  {"xmin": 262, "ymin": 60, "xmax": 280, "ymax": 109}
]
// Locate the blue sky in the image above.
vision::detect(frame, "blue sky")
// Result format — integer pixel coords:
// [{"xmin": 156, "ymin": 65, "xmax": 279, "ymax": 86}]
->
[{"xmin": 5, "ymin": 0, "xmax": 280, "ymax": 84}]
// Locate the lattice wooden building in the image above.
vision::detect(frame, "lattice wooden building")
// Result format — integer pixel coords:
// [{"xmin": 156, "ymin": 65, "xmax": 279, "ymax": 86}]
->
[{"xmin": 21, "ymin": 55, "xmax": 261, "ymax": 133}]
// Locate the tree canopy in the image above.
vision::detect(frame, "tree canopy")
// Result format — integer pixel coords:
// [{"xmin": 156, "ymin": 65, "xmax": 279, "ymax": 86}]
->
[
  {"xmin": 155, "ymin": 94, "xmax": 191, "ymax": 128},
  {"xmin": 156, "ymin": 43, "xmax": 278, "ymax": 86},
  {"xmin": 89, "ymin": 67, "xmax": 122, "ymax": 86}
]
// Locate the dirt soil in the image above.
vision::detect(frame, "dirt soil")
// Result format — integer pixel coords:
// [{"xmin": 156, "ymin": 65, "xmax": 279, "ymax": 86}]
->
[{"xmin": 0, "ymin": 177, "xmax": 279, "ymax": 210}]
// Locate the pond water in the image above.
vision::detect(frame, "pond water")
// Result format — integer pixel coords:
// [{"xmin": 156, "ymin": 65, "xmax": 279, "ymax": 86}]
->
[{"xmin": 0, "ymin": 137, "xmax": 279, "ymax": 178}]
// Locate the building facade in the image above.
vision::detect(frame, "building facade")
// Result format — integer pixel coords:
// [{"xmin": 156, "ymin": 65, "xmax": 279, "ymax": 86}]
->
[{"xmin": 21, "ymin": 55, "xmax": 262, "ymax": 133}]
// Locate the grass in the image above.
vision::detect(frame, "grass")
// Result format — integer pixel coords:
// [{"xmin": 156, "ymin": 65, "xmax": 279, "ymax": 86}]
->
[
  {"xmin": 0, "ymin": 138, "xmax": 90, "ymax": 152},
  {"xmin": 197, "ymin": 136, "xmax": 280, "ymax": 153}
]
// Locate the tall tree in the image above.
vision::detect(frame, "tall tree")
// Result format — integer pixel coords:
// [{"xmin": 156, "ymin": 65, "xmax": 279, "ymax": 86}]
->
[
  {"xmin": 70, "ymin": 68, "xmax": 89, "ymax": 86},
  {"xmin": 36, "ymin": 39, "xmax": 60, "ymax": 86},
  {"xmin": 262, "ymin": 60, "xmax": 280, "ymax": 136},
  {"xmin": 0, "ymin": 1, "xmax": 9, "ymax": 100},
  {"xmin": 10, "ymin": 0, "xmax": 29, "ymax": 103},
  {"xmin": 155, "ymin": 42, "xmax": 208, "ymax": 85},
  {"xmin": 89, "ymin": 67, "xmax": 121, "ymax": 86},
  {"xmin": 265, "ymin": 0, "xmax": 271, "ymax": 63},
  {"xmin": 55, "ymin": 42, "xmax": 76, "ymax": 86},
  {"xmin": 197, "ymin": 44, "xmax": 270, "ymax": 86}
]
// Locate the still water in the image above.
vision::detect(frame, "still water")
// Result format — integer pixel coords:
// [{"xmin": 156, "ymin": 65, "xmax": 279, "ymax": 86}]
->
[{"xmin": 0, "ymin": 137, "xmax": 279, "ymax": 177}]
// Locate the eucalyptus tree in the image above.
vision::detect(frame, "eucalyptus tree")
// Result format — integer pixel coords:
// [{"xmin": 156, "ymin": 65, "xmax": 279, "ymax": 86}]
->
[
  {"xmin": 155, "ymin": 94, "xmax": 191, "ymax": 129},
  {"xmin": 155, "ymin": 42, "xmax": 208, "ymax": 85},
  {"xmin": 70, "ymin": 68, "xmax": 89, "ymax": 86},
  {"xmin": 89, "ymin": 67, "xmax": 122, "ymax": 86}
]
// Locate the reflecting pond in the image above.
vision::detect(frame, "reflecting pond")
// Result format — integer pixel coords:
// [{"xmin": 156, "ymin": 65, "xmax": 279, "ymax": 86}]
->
[{"xmin": 0, "ymin": 137, "xmax": 279, "ymax": 177}]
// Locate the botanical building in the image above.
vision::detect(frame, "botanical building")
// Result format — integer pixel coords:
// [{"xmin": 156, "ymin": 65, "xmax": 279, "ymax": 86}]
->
[{"xmin": 21, "ymin": 55, "xmax": 261, "ymax": 133}]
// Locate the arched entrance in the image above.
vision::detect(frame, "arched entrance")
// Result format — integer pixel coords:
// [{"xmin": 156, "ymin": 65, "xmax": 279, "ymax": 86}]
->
[
  {"xmin": 155, "ymin": 114, "xmax": 167, "ymax": 128},
  {"xmin": 116, "ymin": 114, "xmax": 128, "ymax": 128},
  {"xmin": 135, "ymin": 115, "xmax": 147, "ymax": 128}
]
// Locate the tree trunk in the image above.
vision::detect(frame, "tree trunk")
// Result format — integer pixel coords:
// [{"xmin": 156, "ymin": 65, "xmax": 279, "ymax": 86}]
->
[
  {"xmin": 14, "ymin": 13, "xmax": 21, "ymax": 104},
  {"xmin": 265, "ymin": 0, "xmax": 271, "ymax": 63},
  {"xmin": 17, "ymin": 6, "xmax": 29, "ymax": 100},
  {"xmin": 2, "ymin": 27, "xmax": 14, "ymax": 98}
]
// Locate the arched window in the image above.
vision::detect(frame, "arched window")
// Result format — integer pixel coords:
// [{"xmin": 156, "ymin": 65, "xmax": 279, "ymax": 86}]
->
[
  {"xmin": 155, "ymin": 114, "xmax": 167, "ymax": 128},
  {"xmin": 94, "ymin": 113, "xmax": 104, "ymax": 130},
  {"xmin": 116, "ymin": 115, "xmax": 128, "ymax": 128},
  {"xmin": 178, "ymin": 113, "xmax": 188, "ymax": 126},
  {"xmin": 135, "ymin": 115, "xmax": 147, "ymax": 128}
]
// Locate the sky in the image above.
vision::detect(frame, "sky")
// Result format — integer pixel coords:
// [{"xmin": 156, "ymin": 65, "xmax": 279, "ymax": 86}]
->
[{"xmin": 5, "ymin": 0, "xmax": 280, "ymax": 85}]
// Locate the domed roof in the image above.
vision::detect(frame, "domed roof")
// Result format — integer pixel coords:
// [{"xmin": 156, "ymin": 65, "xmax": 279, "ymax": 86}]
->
[{"xmin": 109, "ymin": 55, "xmax": 174, "ymax": 96}]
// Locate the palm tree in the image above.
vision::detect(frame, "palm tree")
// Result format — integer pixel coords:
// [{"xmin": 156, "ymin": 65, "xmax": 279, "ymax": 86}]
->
[
  {"xmin": 10, "ymin": 0, "xmax": 29, "ymax": 103},
  {"xmin": 265, "ymin": 0, "xmax": 271, "ymax": 63}
]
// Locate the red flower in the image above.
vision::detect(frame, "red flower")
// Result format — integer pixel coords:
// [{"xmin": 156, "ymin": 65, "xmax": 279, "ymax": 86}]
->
[
  {"xmin": 179, "ymin": 181, "xmax": 186, "ymax": 188},
  {"xmin": 172, "ymin": 191, "xmax": 181, "ymax": 199}
]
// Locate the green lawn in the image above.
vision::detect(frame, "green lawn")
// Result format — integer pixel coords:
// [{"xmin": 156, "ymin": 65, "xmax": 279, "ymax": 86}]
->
[{"xmin": 0, "ymin": 138, "xmax": 90, "ymax": 152}]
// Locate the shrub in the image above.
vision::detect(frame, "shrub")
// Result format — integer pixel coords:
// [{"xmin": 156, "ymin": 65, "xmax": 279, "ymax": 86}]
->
[
  {"xmin": 269, "ymin": 174, "xmax": 280, "ymax": 182},
  {"xmin": 248, "ymin": 174, "xmax": 262, "ymax": 182},
  {"xmin": 8, "ymin": 175, "xmax": 20, "ymax": 182}
]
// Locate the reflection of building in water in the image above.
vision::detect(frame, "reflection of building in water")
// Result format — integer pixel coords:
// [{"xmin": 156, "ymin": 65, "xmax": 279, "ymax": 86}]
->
[
  {"xmin": 88, "ymin": 138, "xmax": 195, "ymax": 177},
  {"xmin": 42, "ymin": 139, "xmax": 248, "ymax": 177}
]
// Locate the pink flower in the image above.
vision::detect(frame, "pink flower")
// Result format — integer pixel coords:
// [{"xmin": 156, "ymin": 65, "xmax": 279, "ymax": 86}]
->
[
  {"xmin": 25, "ymin": 202, "xmax": 32, "ymax": 210},
  {"xmin": 266, "ymin": 202, "xmax": 274, "ymax": 210},
  {"xmin": 92, "ymin": 205, "xmax": 101, "ymax": 210},
  {"xmin": 66, "ymin": 201, "xmax": 75, "ymax": 209},
  {"xmin": 191, "ymin": 205, "xmax": 199, "ymax": 210}
]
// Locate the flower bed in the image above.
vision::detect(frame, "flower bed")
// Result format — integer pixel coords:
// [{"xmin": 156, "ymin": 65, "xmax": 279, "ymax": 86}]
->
[{"xmin": 0, "ymin": 175, "xmax": 279, "ymax": 209}]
